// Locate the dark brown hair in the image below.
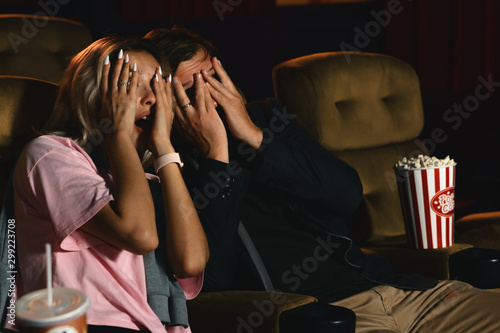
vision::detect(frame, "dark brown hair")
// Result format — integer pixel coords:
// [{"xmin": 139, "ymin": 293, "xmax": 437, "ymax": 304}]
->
[{"xmin": 145, "ymin": 25, "xmax": 217, "ymax": 74}]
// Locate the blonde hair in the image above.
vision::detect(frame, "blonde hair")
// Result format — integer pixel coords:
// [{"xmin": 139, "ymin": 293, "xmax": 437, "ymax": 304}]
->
[{"xmin": 43, "ymin": 35, "xmax": 167, "ymax": 165}]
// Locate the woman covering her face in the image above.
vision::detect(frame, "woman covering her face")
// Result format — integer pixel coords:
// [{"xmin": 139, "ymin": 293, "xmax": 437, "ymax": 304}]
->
[{"xmin": 10, "ymin": 35, "xmax": 208, "ymax": 333}]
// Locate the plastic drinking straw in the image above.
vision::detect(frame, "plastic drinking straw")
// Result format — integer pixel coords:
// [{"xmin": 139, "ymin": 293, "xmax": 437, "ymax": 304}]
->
[{"xmin": 45, "ymin": 243, "xmax": 53, "ymax": 306}]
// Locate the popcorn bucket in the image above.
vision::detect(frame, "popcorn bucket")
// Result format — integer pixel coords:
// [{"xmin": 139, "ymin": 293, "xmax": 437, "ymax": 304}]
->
[{"xmin": 395, "ymin": 163, "xmax": 456, "ymax": 249}]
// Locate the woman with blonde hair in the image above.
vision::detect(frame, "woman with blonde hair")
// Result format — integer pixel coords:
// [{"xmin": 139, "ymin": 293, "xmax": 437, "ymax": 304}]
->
[{"xmin": 10, "ymin": 35, "xmax": 209, "ymax": 332}]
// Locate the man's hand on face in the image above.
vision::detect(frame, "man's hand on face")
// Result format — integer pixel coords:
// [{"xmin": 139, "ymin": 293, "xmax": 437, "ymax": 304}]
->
[
  {"xmin": 172, "ymin": 72, "xmax": 229, "ymax": 163},
  {"xmin": 202, "ymin": 57, "xmax": 263, "ymax": 150}
]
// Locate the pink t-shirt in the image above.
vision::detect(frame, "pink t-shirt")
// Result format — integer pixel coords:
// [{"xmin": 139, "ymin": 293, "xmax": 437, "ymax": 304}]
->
[{"xmin": 11, "ymin": 135, "xmax": 202, "ymax": 333}]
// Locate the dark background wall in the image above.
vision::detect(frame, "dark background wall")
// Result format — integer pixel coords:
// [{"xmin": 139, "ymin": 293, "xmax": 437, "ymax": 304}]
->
[{"xmin": 1, "ymin": 0, "xmax": 499, "ymax": 217}]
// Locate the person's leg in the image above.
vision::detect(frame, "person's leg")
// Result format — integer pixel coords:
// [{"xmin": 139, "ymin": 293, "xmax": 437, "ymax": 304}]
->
[
  {"xmin": 332, "ymin": 281, "xmax": 500, "ymax": 333},
  {"xmin": 330, "ymin": 286, "xmax": 399, "ymax": 333},
  {"xmin": 401, "ymin": 280, "xmax": 500, "ymax": 333}
]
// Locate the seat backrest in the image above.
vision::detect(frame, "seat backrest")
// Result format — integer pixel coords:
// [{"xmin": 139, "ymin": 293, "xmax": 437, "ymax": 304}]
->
[
  {"xmin": 273, "ymin": 52, "xmax": 428, "ymax": 245},
  {"xmin": 0, "ymin": 75, "xmax": 59, "ymax": 204},
  {"xmin": 0, "ymin": 14, "xmax": 93, "ymax": 84}
]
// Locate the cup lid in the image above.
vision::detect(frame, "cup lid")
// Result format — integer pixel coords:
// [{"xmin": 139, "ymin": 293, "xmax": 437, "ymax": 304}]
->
[{"xmin": 16, "ymin": 288, "xmax": 90, "ymax": 327}]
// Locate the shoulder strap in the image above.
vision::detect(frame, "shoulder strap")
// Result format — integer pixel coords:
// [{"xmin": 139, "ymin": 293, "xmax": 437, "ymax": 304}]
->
[{"xmin": 237, "ymin": 221, "xmax": 275, "ymax": 291}]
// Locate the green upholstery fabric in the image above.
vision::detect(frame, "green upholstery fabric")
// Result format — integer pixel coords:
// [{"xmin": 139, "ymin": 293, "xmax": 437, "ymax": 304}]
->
[
  {"xmin": 273, "ymin": 52, "xmax": 424, "ymax": 151},
  {"xmin": 273, "ymin": 52, "xmax": 427, "ymax": 245},
  {"xmin": 455, "ymin": 212, "xmax": 500, "ymax": 250},
  {"xmin": 0, "ymin": 14, "xmax": 93, "ymax": 84},
  {"xmin": 272, "ymin": 52, "xmax": 481, "ymax": 280},
  {"xmin": 187, "ymin": 291, "xmax": 317, "ymax": 333},
  {"xmin": 363, "ymin": 243, "xmax": 474, "ymax": 280},
  {"xmin": 335, "ymin": 142, "xmax": 428, "ymax": 244}
]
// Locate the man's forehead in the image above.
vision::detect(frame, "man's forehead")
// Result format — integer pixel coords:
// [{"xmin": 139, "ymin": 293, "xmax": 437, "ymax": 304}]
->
[
  {"xmin": 178, "ymin": 57, "xmax": 212, "ymax": 73},
  {"xmin": 177, "ymin": 57, "xmax": 214, "ymax": 87}
]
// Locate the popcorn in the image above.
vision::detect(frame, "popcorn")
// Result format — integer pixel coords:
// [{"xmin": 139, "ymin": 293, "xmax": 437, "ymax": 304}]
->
[
  {"xmin": 395, "ymin": 155, "xmax": 457, "ymax": 249},
  {"xmin": 395, "ymin": 155, "xmax": 455, "ymax": 169}
]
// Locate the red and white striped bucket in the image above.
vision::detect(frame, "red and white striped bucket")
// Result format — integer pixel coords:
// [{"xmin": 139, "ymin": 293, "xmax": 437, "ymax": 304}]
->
[{"xmin": 395, "ymin": 164, "xmax": 457, "ymax": 249}]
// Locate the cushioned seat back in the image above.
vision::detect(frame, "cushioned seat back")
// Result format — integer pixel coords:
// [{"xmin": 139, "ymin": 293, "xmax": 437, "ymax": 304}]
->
[
  {"xmin": 0, "ymin": 75, "xmax": 59, "ymax": 204},
  {"xmin": 273, "ymin": 52, "xmax": 427, "ymax": 245},
  {"xmin": 0, "ymin": 14, "xmax": 92, "ymax": 84}
]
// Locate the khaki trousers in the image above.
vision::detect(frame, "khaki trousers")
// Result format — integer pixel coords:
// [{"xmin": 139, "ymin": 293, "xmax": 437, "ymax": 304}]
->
[{"xmin": 330, "ymin": 280, "xmax": 500, "ymax": 333}]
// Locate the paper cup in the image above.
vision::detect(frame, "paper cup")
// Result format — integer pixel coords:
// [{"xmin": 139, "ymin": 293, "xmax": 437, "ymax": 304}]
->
[
  {"xmin": 395, "ymin": 164, "xmax": 456, "ymax": 249},
  {"xmin": 16, "ymin": 288, "xmax": 90, "ymax": 333}
]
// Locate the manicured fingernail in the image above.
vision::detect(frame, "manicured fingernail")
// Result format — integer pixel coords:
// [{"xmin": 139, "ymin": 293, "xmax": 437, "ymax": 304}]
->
[
  {"xmin": 156, "ymin": 73, "xmax": 159, "ymax": 82},
  {"xmin": 196, "ymin": 73, "xmax": 202, "ymax": 80},
  {"xmin": 118, "ymin": 49, "xmax": 123, "ymax": 59},
  {"xmin": 104, "ymin": 55, "xmax": 109, "ymax": 65},
  {"xmin": 133, "ymin": 62, "xmax": 137, "ymax": 72},
  {"xmin": 173, "ymin": 76, "xmax": 179, "ymax": 83},
  {"xmin": 218, "ymin": 59, "xmax": 221, "ymax": 66},
  {"xmin": 125, "ymin": 54, "xmax": 129, "ymax": 63},
  {"xmin": 168, "ymin": 74, "xmax": 172, "ymax": 83},
  {"xmin": 159, "ymin": 66, "xmax": 163, "ymax": 76},
  {"xmin": 203, "ymin": 70, "xmax": 209, "ymax": 76}
]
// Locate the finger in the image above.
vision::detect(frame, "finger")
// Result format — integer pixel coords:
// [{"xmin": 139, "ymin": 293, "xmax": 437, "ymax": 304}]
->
[
  {"xmin": 111, "ymin": 49, "xmax": 125, "ymax": 92},
  {"xmin": 203, "ymin": 77, "xmax": 234, "ymax": 111},
  {"xmin": 152, "ymin": 71, "xmax": 163, "ymax": 103},
  {"xmin": 152, "ymin": 71, "xmax": 167, "ymax": 125},
  {"xmin": 101, "ymin": 55, "xmax": 110, "ymax": 95},
  {"xmin": 164, "ymin": 73, "xmax": 174, "ymax": 117},
  {"xmin": 193, "ymin": 72, "xmax": 207, "ymax": 112},
  {"xmin": 172, "ymin": 76, "xmax": 192, "ymax": 110},
  {"xmin": 201, "ymin": 69, "xmax": 226, "ymax": 95},
  {"xmin": 172, "ymin": 97, "xmax": 186, "ymax": 123},
  {"xmin": 165, "ymin": 73, "xmax": 173, "ymax": 106},
  {"xmin": 128, "ymin": 62, "xmax": 139, "ymax": 95},
  {"xmin": 205, "ymin": 82, "xmax": 225, "ymax": 104},
  {"xmin": 118, "ymin": 52, "xmax": 131, "ymax": 91},
  {"xmin": 155, "ymin": 70, "xmax": 173, "ymax": 122},
  {"xmin": 159, "ymin": 71, "xmax": 171, "ymax": 108},
  {"xmin": 172, "ymin": 92, "xmax": 190, "ymax": 129},
  {"xmin": 171, "ymin": 77, "xmax": 189, "ymax": 124},
  {"xmin": 203, "ymin": 83, "xmax": 216, "ymax": 112},
  {"xmin": 211, "ymin": 57, "xmax": 238, "ymax": 94}
]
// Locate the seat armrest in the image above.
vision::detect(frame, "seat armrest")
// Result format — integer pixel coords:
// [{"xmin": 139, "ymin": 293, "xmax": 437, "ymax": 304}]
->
[
  {"xmin": 455, "ymin": 212, "xmax": 500, "ymax": 250},
  {"xmin": 187, "ymin": 291, "xmax": 316, "ymax": 333},
  {"xmin": 280, "ymin": 302, "xmax": 356, "ymax": 333},
  {"xmin": 449, "ymin": 248, "xmax": 500, "ymax": 289},
  {"xmin": 362, "ymin": 243, "xmax": 474, "ymax": 280},
  {"xmin": 456, "ymin": 212, "xmax": 500, "ymax": 232}
]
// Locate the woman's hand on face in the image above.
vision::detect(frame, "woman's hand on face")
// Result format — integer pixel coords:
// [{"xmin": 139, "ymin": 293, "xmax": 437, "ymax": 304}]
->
[
  {"xmin": 172, "ymin": 72, "xmax": 229, "ymax": 163},
  {"xmin": 100, "ymin": 50, "xmax": 139, "ymax": 139},
  {"xmin": 148, "ymin": 69, "xmax": 175, "ymax": 157},
  {"xmin": 202, "ymin": 57, "xmax": 263, "ymax": 150}
]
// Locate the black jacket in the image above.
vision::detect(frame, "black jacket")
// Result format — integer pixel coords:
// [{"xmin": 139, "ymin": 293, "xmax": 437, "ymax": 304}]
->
[{"xmin": 178, "ymin": 99, "xmax": 435, "ymax": 295}]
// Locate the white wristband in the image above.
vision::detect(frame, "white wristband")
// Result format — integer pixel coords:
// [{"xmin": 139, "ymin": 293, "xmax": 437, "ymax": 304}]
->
[{"xmin": 154, "ymin": 153, "xmax": 183, "ymax": 173}]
